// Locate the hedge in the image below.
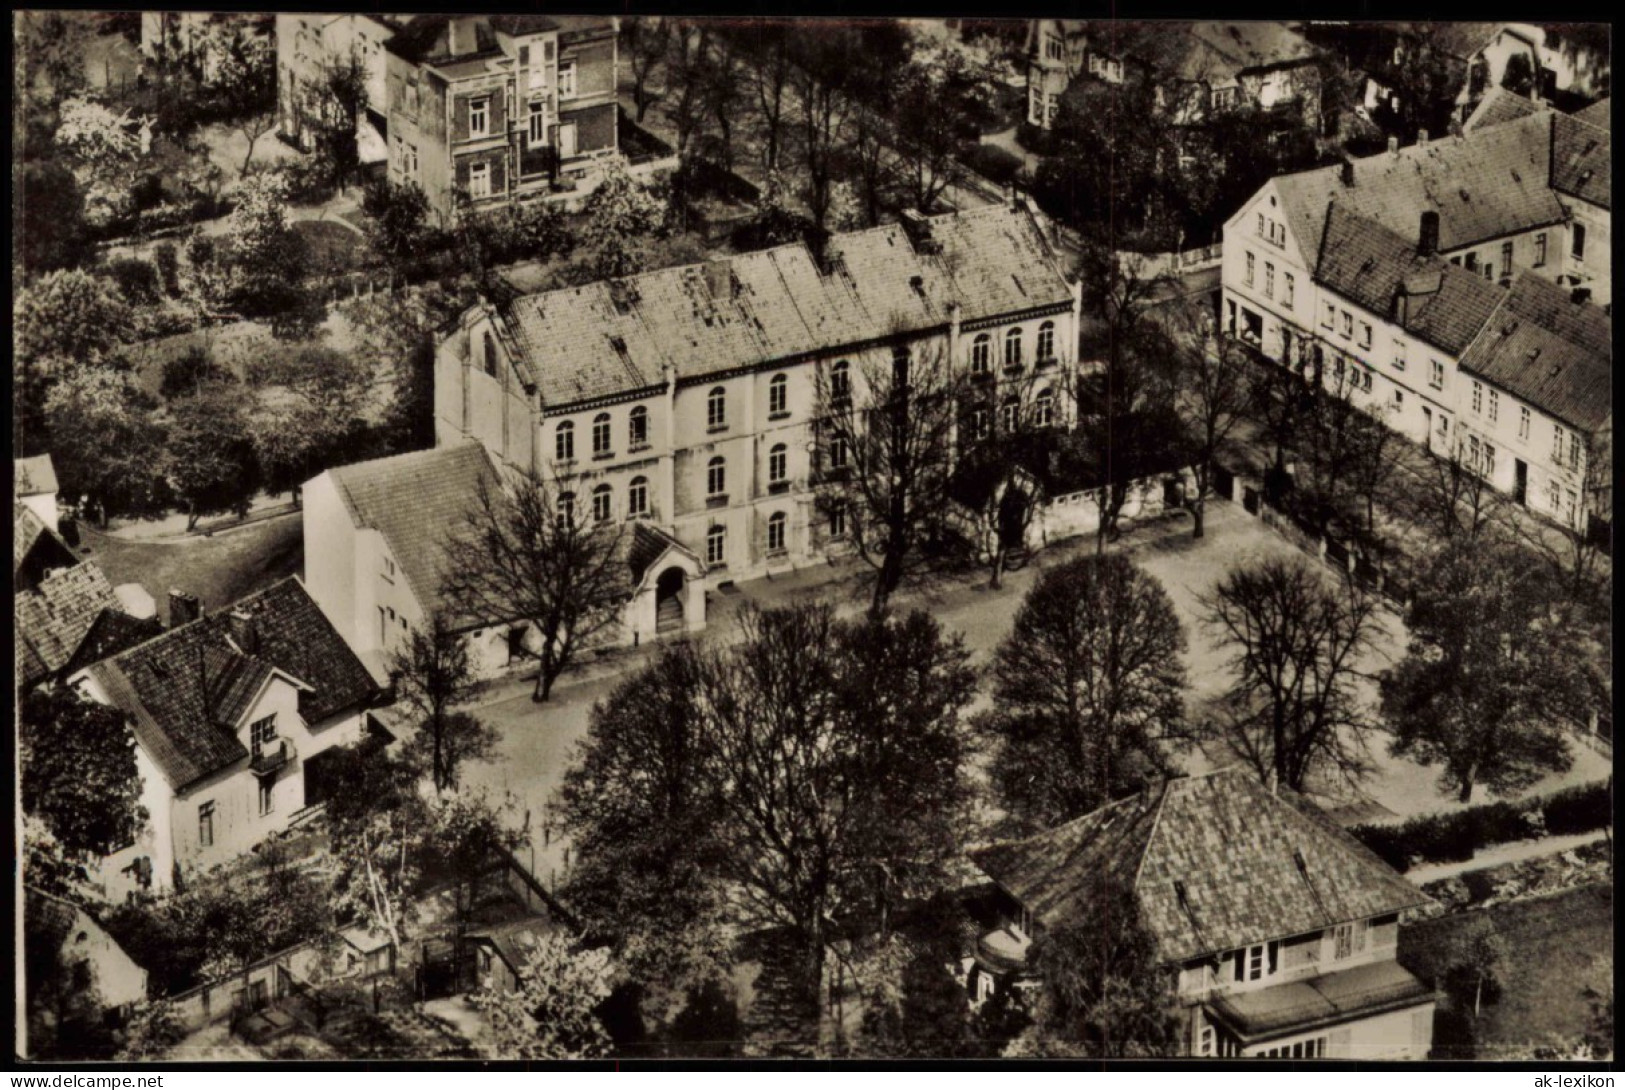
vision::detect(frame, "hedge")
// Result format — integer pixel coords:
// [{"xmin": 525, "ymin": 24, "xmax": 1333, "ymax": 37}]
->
[
  {"xmin": 961, "ymin": 143, "xmax": 1025, "ymax": 188},
  {"xmin": 1350, "ymin": 780, "xmax": 1612, "ymax": 872}
]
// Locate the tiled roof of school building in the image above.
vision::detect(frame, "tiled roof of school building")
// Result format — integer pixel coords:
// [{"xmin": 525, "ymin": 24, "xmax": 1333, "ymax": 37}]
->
[
  {"xmin": 1459, "ymin": 272, "xmax": 1613, "ymax": 434},
  {"xmin": 495, "ymin": 203, "xmax": 1074, "ymax": 410},
  {"xmin": 970, "ymin": 767, "xmax": 1429, "ymax": 965}
]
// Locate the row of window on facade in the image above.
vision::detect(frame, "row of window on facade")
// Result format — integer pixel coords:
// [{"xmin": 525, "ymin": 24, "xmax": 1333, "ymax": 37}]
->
[
  {"xmin": 1244, "ymin": 252, "xmax": 1295, "ymax": 309},
  {"xmin": 971, "ymin": 322, "xmax": 1058, "ymax": 373},
  {"xmin": 552, "ymin": 366, "xmax": 1060, "ymax": 463}
]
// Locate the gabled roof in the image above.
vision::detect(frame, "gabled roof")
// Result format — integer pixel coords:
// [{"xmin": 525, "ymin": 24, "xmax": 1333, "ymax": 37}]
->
[
  {"xmin": 1572, "ymin": 96, "xmax": 1610, "ymax": 129},
  {"xmin": 1462, "ymin": 86, "xmax": 1544, "ymax": 133},
  {"xmin": 325, "ymin": 443, "xmax": 501, "ymax": 626},
  {"xmin": 1314, "ymin": 204, "xmax": 1507, "ymax": 357},
  {"xmin": 1459, "ymin": 273, "xmax": 1612, "ymax": 434},
  {"xmin": 1551, "ymin": 111, "xmax": 1611, "ymax": 209},
  {"xmin": 16, "ymin": 563, "xmax": 125, "ymax": 688},
  {"xmin": 499, "ymin": 203, "xmax": 1073, "ymax": 410},
  {"xmin": 60, "ymin": 608, "xmax": 164, "ymax": 679},
  {"xmin": 14, "ymin": 503, "xmax": 76, "ymax": 577},
  {"xmin": 16, "ymin": 454, "xmax": 58, "ymax": 496},
  {"xmin": 467, "ymin": 917, "xmax": 559, "ymax": 975},
  {"xmin": 82, "ymin": 578, "xmax": 380, "ymax": 789},
  {"xmin": 1401, "ymin": 21, "xmax": 1502, "ymax": 61},
  {"xmin": 384, "ymin": 14, "xmax": 502, "ymax": 66},
  {"xmin": 971, "ymin": 766, "xmax": 1429, "ymax": 964},
  {"xmin": 621, "ymin": 521, "xmax": 694, "ymax": 587},
  {"xmin": 1274, "ymin": 110, "xmax": 1565, "ymax": 264}
]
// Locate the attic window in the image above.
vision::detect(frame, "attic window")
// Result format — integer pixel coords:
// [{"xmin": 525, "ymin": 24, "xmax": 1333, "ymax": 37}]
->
[{"xmin": 1359, "ymin": 257, "xmax": 1376, "ymax": 274}]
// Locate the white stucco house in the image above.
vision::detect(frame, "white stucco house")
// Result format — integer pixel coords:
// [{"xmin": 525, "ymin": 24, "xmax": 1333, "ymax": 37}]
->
[
  {"xmin": 16, "ymin": 454, "xmax": 61, "ymax": 534},
  {"xmin": 68, "ymin": 577, "xmax": 385, "ymax": 899},
  {"xmin": 301, "ymin": 442, "xmax": 705, "ymax": 686}
]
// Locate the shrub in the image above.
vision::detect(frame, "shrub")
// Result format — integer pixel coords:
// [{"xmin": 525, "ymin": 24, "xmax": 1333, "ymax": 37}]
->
[
  {"xmin": 1541, "ymin": 780, "xmax": 1612, "ymax": 836},
  {"xmin": 105, "ymin": 258, "xmax": 161, "ymax": 306},
  {"xmin": 961, "ymin": 143, "xmax": 1025, "ymax": 188},
  {"xmin": 160, "ymin": 346, "xmax": 233, "ymax": 400},
  {"xmin": 261, "ymin": 157, "xmax": 335, "ymax": 206},
  {"xmin": 1015, "ymin": 122, "xmax": 1055, "ymax": 156},
  {"xmin": 153, "ymin": 242, "xmax": 181, "ymax": 297}
]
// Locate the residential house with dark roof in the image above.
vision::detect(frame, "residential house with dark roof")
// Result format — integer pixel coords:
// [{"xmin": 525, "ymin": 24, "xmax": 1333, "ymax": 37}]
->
[
  {"xmin": 968, "ymin": 767, "xmax": 1435, "ymax": 1059},
  {"xmin": 1461, "ymin": 23, "xmax": 1610, "ymax": 120},
  {"xmin": 1222, "ymin": 104, "xmax": 1611, "ymax": 528},
  {"xmin": 67, "ymin": 577, "xmax": 383, "ymax": 898},
  {"xmin": 1025, "ymin": 21, "xmax": 1324, "ymax": 131},
  {"xmin": 435, "ymin": 200, "xmax": 1082, "ymax": 587},
  {"xmin": 15, "ymin": 503, "xmax": 78, "ymax": 595},
  {"xmin": 301, "ymin": 442, "xmax": 704, "ymax": 683},
  {"xmin": 382, "ymin": 13, "xmax": 635, "ymax": 223},
  {"xmin": 22, "ymin": 887, "xmax": 149, "ymax": 1049}
]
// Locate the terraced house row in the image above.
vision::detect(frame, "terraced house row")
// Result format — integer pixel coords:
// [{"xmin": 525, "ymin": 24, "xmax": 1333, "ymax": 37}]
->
[
  {"xmin": 434, "ymin": 200, "xmax": 1083, "ymax": 590},
  {"xmin": 1222, "ymin": 93, "xmax": 1612, "ymax": 532}
]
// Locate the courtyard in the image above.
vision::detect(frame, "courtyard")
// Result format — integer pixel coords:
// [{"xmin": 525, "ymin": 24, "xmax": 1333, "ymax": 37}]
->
[{"xmin": 453, "ymin": 497, "xmax": 1610, "ymax": 889}]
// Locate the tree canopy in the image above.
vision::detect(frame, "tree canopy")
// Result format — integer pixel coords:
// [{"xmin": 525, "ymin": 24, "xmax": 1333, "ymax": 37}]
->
[{"xmin": 21, "ymin": 688, "xmax": 148, "ymax": 861}]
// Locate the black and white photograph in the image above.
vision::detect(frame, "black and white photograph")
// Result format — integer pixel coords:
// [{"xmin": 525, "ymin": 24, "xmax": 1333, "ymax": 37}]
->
[{"xmin": 11, "ymin": 8, "xmax": 1613, "ymax": 1067}]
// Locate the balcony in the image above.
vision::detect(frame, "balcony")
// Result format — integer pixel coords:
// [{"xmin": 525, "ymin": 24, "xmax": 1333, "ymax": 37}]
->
[
  {"xmin": 251, "ymin": 739, "xmax": 292, "ymax": 777},
  {"xmin": 1205, "ymin": 959, "xmax": 1432, "ymax": 1047}
]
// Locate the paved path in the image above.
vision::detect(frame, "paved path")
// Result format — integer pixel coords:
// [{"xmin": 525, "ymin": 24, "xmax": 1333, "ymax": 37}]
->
[{"xmin": 1405, "ymin": 828, "xmax": 1611, "ymax": 885}]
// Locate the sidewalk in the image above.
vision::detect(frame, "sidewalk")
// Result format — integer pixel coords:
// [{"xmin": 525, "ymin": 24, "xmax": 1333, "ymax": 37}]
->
[
  {"xmin": 1404, "ymin": 829, "xmax": 1611, "ymax": 885},
  {"xmin": 96, "ymin": 492, "xmax": 300, "ymax": 542}
]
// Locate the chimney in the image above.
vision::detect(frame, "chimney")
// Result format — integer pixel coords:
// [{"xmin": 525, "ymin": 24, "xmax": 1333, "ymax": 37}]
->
[
  {"xmin": 169, "ymin": 589, "xmax": 202, "ymax": 626},
  {"xmin": 228, "ymin": 608, "xmax": 259, "ymax": 657},
  {"xmin": 1387, "ymin": 135, "xmax": 1399, "ymax": 156},
  {"xmin": 702, "ymin": 258, "xmax": 733, "ymax": 299},
  {"xmin": 1339, "ymin": 158, "xmax": 1355, "ymax": 187},
  {"xmin": 447, "ymin": 15, "xmax": 480, "ymax": 58},
  {"xmin": 1417, "ymin": 128, "xmax": 1430, "ymax": 147},
  {"xmin": 1418, "ymin": 210, "xmax": 1440, "ymax": 257},
  {"xmin": 1572, "ymin": 286, "xmax": 1593, "ymax": 305}
]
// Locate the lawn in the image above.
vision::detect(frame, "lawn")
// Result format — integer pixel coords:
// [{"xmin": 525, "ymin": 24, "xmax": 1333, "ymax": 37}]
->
[
  {"xmin": 294, "ymin": 219, "xmax": 367, "ymax": 276},
  {"xmin": 1398, "ymin": 884, "xmax": 1613, "ymax": 1058},
  {"xmin": 77, "ymin": 512, "xmax": 304, "ymax": 625}
]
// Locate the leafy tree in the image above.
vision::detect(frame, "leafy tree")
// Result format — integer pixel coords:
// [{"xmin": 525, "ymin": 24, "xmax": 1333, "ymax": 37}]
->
[
  {"xmin": 471, "ymin": 931, "xmax": 614, "ymax": 1059},
  {"xmin": 167, "ymin": 384, "xmax": 262, "ymax": 529},
  {"xmin": 15, "ymin": 268, "xmax": 137, "ymax": 370},
  {"xmin": 1442, "ymin": 916, "xmax": 1508, "ymax": 1018},
  {"xmin": 218, "ymin": 169, "xmax": 310, "ymax": 317},
  {"xmin": 1014, "ymin": 877, "xmax": 1181, "ymax": 1058},
  {"xmin": 343, "ymin": 282, "xmax": 474, "ymax": 453},
  {"xmin": 389, "ymin": 614, "xmax": 494, "ymax": 793},
  {"xmin": 814, "ymin": 338, "xmax": 963, "ymax": 617},
  {"xmin": 1382, "ymin": 539, "xmax": 1595, "ymax": 803},
  {"xmin": 115, "ymin": 1000, "xmax": 188, "ymax": 1061},
  {"xmin": 622, "ymin": 16, "xmax": 671, "ymax": 123},
  {"xmin": 440, "ymin": 470, "xmax": 629, "ymax": 702},
  {"xmin": 54, "ymin": 97, "xmax": 146, "ymax": 228},
  {"xmin": 43, "ymin": 366, "xmax": 168, "ymax": 524},
  {"xmin": 245, "ymin": 344, "xmax": 371, "ymax": 502},
  {"xmin": 159, "ymin": 345, "xmax": 233, "ymax": 400},
  {"xmin": 14, "ymin": 159, "xmax": 93, "ymax": 277},
  {"xmin": 557, "ymin": 643, "xmax": 731, "ymax": 996},
  {"xmin": 577, "ymin": 158, "xmax": 670, "ymax": 279},
  {"xmin": 1032, "ymin": 78, "xmax": 1175, "ymax": 243},
  {"xmin": 1203, "ymin": 555, "xmax": 1383, "ymax": 793},
  {"xmin": 208, "ymin": 25, "xmax": 277, "ymax": 175},
  {"xmin": 360, "ymin": 179, "xmax": 434, "ymax": 274},
  {"xmin": 105, "ymin": 257, "xmax": 163, "ymax": 308},
  {"xmin": 311, "ymin": 54, "xmax": 368, "ymax": 191},
  {"xmin": 20, "ymin": 688, "xmax": 148, "ymax": 859},
  {"xmin": 423, "ymin": 793, "xmax": 526, "ymax": 933},
  {"xmin": 1380, "ymin": 27, "xmax": 1463, "ymax": 141},
  {"xmin": 322, "ymin": 742, "xmax": 429, "ymax": 951},
  {"xmin": 16, "ymin": 10, "xmax": 95, "ymax": 110},
  {"xmin": 855, "ymin": 905, "xmax": 977, "ymax": 1058},
  {"xmin": 891, "ymin": 47, "xmax": 984, "ymax": 214},
  {"xmin": 979, "ymin": 555, "xmax": 1188, "ymax": 832}
]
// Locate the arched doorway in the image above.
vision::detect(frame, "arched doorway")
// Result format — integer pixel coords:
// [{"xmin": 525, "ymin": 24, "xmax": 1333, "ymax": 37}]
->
[{"xmin": 656, "ymin": 567, "xmax": 687, "ymax": 635}]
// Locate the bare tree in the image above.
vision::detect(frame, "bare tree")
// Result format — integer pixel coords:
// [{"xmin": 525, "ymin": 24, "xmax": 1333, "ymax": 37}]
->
[
  {"xmin": 622, "ymin": 16, "xmax": 671, "ymax": 124},
  {"xmin": 440, "ymin": 470, "xmax": 628, "ymax": 702},
  {"xmin": 699, "ymin": 37, "xmax": 747, "ymax": 171},
  {"xmin": 1167, "ymin": 297, "xmax": 1249, "ymax": 539},
  {"xmin": 388, "ymin": 613, "xmax": 494, "ymax": 793},
  {"xmin": 814, "ymin": 336, "xmax": 962, "ymax": 617},
  {"xmin": 740, "ymin": 20, "xmax": 794, "ymax": 172},
  {"xmin": 1404, "ymin": 441, "xmax": 1509, "ymax": 546},
  {"xmin": 794, "ymin": 31, "xmax": 855, "ymax": 233},
  {"xmin": 665, "ymin": 21, "xmax": 710, "ymax": 160},
  {"xmin": 1202, "ymin": 555, "xmax": 1384, "ymax": 793}
]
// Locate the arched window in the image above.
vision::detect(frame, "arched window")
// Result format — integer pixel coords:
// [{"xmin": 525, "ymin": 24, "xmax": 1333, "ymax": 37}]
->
[
  {"xmin": 591, "ymin": 483, "xmax": 613, "ymax": 522},
  {"xmin": 707, "ymin": 456, "xmax": 726, "ymax": 497},
  {"xmin": 1004, "ymin": 327, "xmax": 1023, "ymax": 367},
  {"xmin": 628, "ymin": 476, "xmax": 649, "ymax": 517},
  {"xmin": 1037, "ymin": 321, "xmax": 1055, "ymax": 362},
  {"xmin": 706, "ymin": 525, "xmax": 726, "ymax": 567},
  {"xmin": 707, "ymin": 386, "xmax": 727, "ymax": 429},
  {"xmin": 999, "ymin": 395, "xmax": 1020, "ymax": 433},
  {"xmin": 830, "ymin": 360, "xmax": 851, "ymax": 406},
  {"xmin": 1035, "ymin": 387, "xmax": 1055, "ymax": 428},
  {"xmin": 482, "ymin": 332, "xmax": 497, "ymax": 377},
  {"xmin": 768, "ymin": 443, "xmax": 788, "ymax": 484},
  {"xmin": 769, "ymin": 373, "xmax": 788, "ymax": 416},
  {"xmin": 556, "ymin": 491, "xmax": 576, "ymax": 527},
  {"xmin": 555, "ymin": 420, "xmax": 575, "ymax": 462},
  {"xmin": 591, "ymin": 412, "xmax": 612, "ymax": 456},
  {"xmin": 971, "ymin": 333, "xmax": 991, "ymax": 375},
  {"xmin": 767, "ymin": 511, "xmax": 787, "ymax": 554},
  {"xmin": 829, "ymin": 434, "xmax": 849, "ymax": 470},
  {"xmin": 628, "ymin": 405, "xmax": 649, "ymax": 448}
]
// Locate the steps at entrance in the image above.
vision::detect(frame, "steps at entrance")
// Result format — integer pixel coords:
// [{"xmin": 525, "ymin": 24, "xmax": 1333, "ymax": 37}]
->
[{"xmin": 656, "ymin": 596, "xmax": 684, "ymax": 634}]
